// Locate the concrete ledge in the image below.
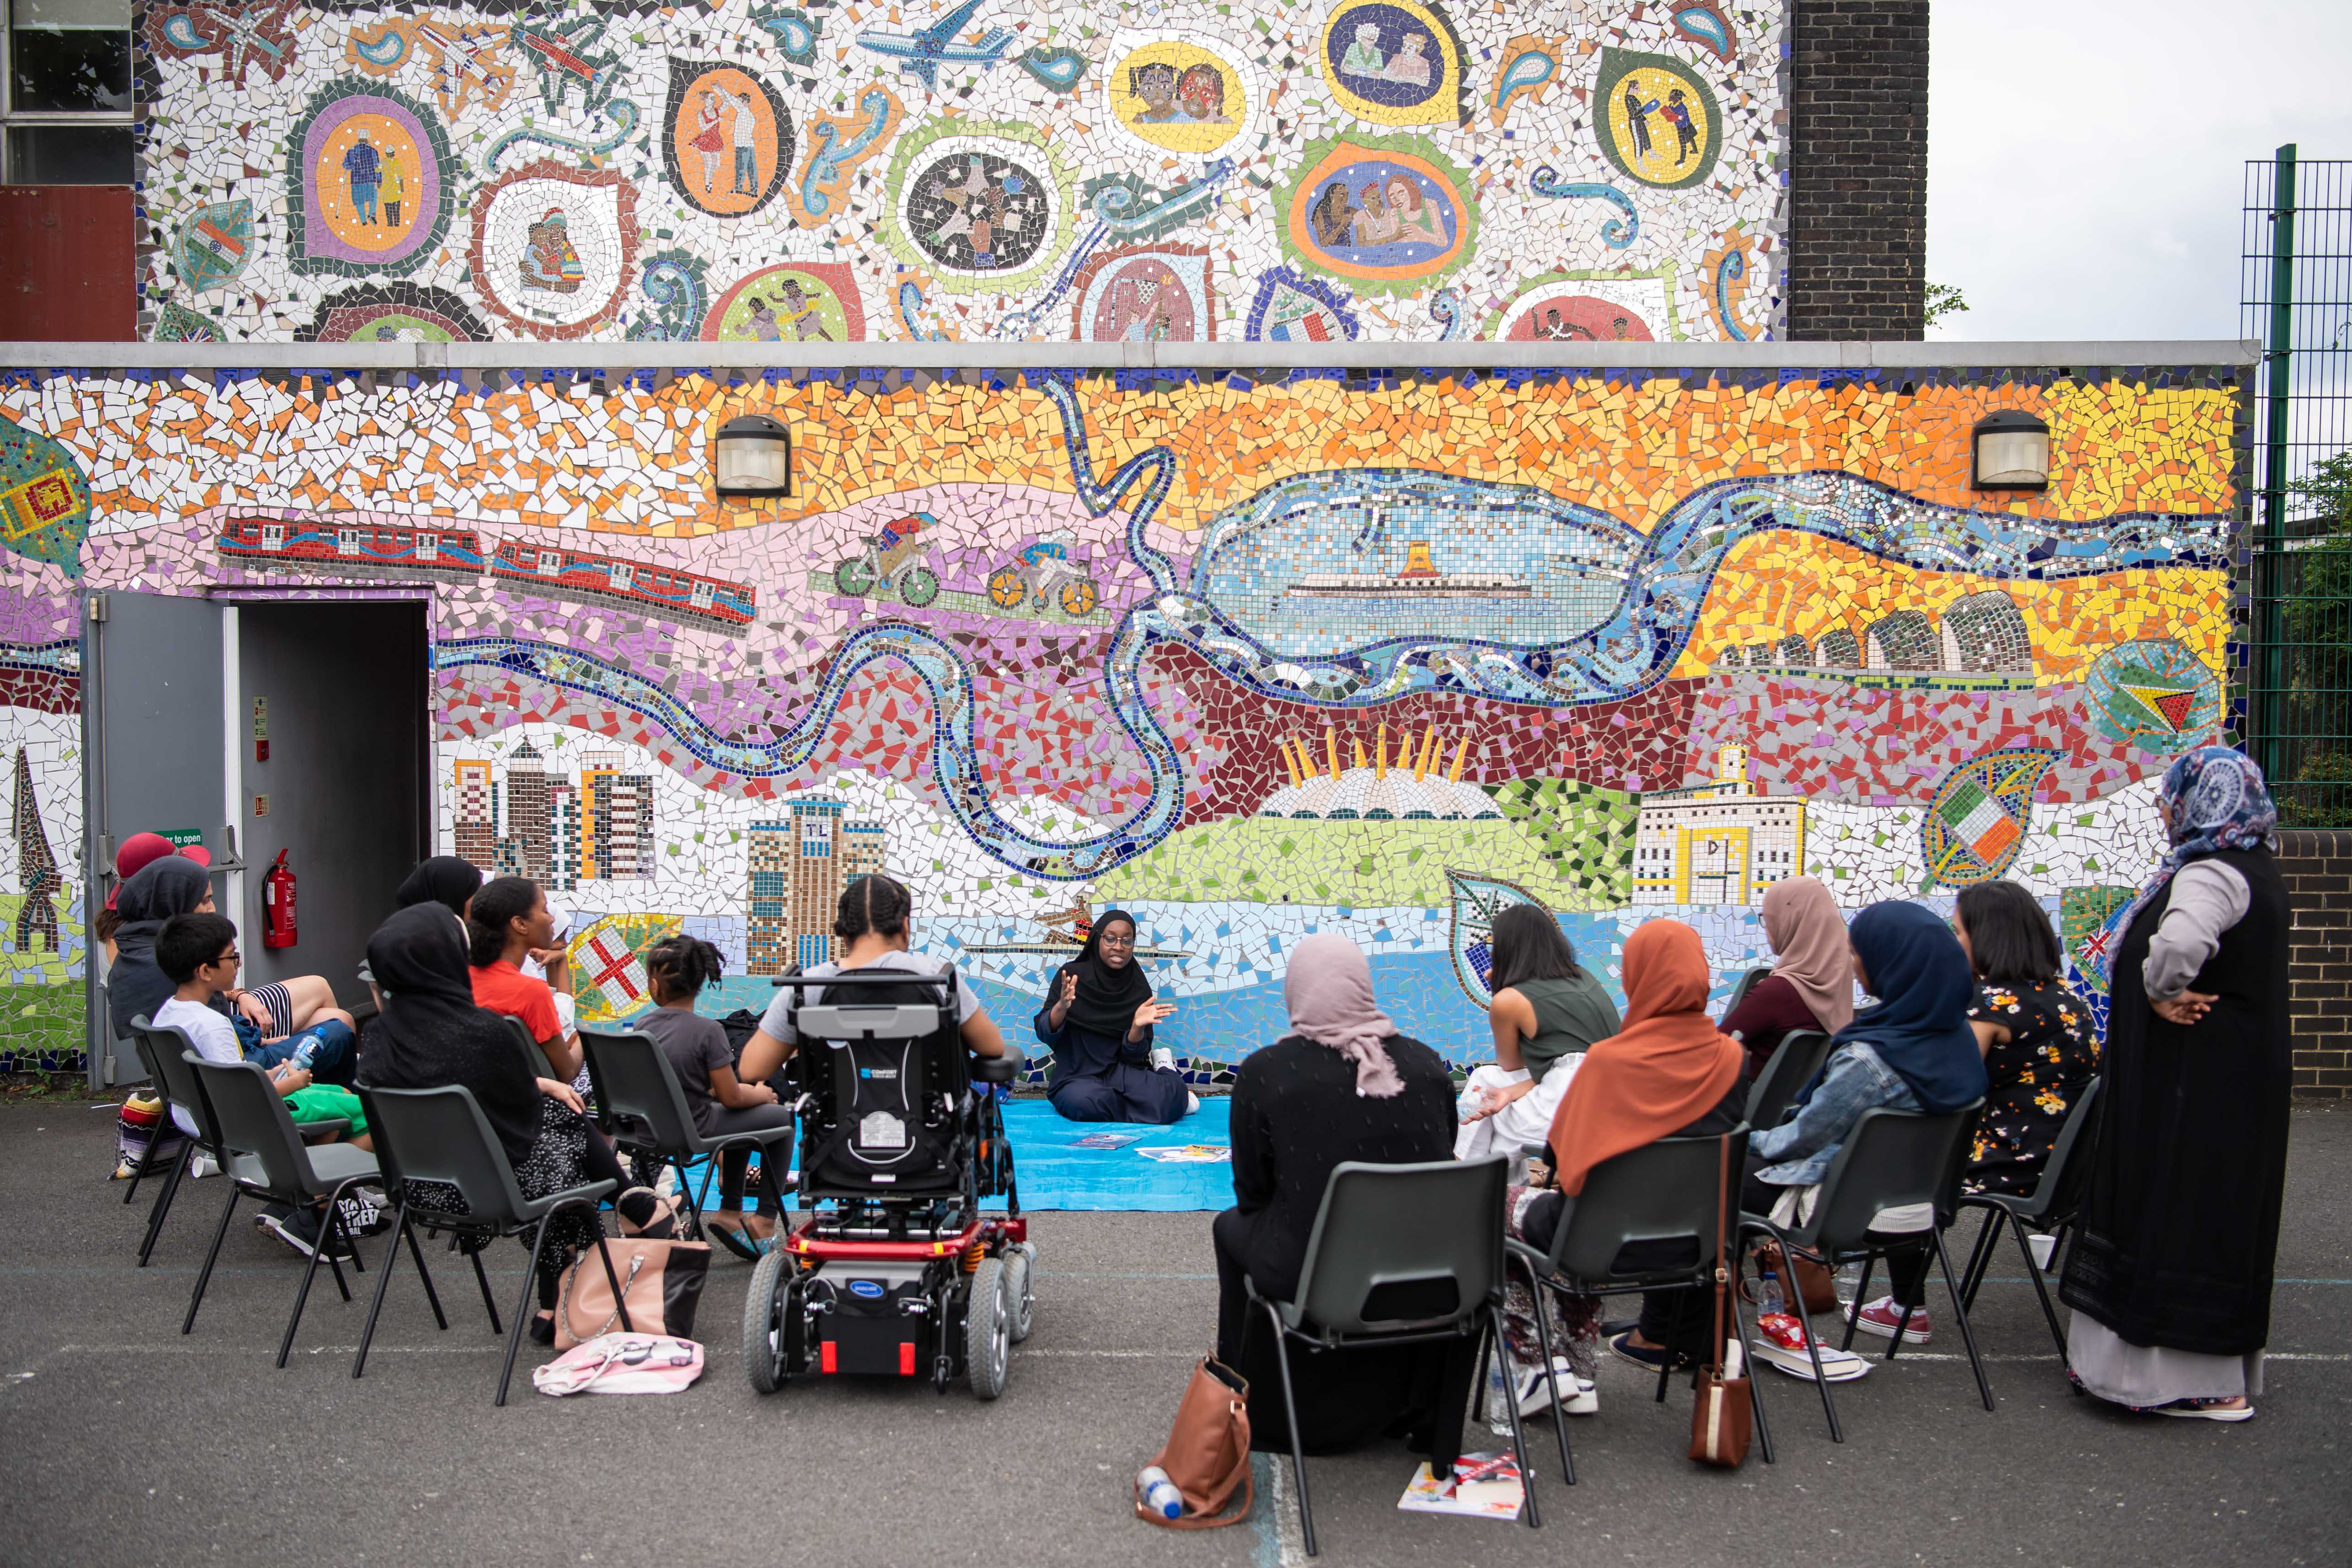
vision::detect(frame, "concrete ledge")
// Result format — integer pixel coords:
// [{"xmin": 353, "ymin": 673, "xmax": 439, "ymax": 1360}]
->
[{"xmin": 0, "ymin": 339, "xmax": 2262, "ymax": 372}]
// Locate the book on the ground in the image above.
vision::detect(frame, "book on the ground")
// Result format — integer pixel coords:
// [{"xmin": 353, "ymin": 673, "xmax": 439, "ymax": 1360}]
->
[
  {"xmin": 1396, "ymin": 1452, "xmax": 1525, "ymax": 1521},
  {"xmin": 1068, "ymin": 1130, "xmax": 1145, "ymax": 1149},
  {"xmin": 1137, "ymin": 1144, "xmax": 1231, "ymax": 1163}
]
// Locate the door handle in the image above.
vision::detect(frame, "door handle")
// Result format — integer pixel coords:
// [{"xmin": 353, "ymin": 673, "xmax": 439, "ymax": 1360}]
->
[{"xmin": 210, "ymin": 824, "xmax": 248, "ymax": 875}]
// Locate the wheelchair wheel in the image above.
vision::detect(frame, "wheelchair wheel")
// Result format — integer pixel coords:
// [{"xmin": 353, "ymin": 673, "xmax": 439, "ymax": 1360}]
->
[
  {"xmin": 1003, "ymin": 1242, "xmax": 1035, "ymax": 1344},
  {"xmin": 966, "ymin": 1256, "xmax": 1010, "ymax": 1400},
  {"xmin": 744, "ymin": 1247, "xmax": 794, "ymax": 1395}
]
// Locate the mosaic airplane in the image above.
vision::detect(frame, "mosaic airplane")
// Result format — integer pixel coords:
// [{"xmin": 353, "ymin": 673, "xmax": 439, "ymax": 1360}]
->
[{"xmin": 853, "ymin": 0, "xmax": 1013, "ymax": 88}]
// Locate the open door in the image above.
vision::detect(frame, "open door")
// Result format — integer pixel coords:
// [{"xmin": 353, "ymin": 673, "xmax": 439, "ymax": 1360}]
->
[{"xmin": 80, "ymin": 590, "xmax": 234, "ymax": 1086}]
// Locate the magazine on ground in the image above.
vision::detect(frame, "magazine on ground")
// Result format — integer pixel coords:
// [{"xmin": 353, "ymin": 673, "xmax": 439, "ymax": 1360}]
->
[{"xmin": 1396, "ymin": 1452, "xmax": 1525, "ymax": 1521}]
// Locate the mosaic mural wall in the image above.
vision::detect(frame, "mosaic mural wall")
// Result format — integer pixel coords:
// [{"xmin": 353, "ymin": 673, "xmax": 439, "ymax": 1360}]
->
[
  {"xmin": 0, "ymin": 361, "xmax": 2245, "ymax": 1075},
  {"xmin": 134, "ymin": 0, "xmax": 1790, "ymax": 344}
]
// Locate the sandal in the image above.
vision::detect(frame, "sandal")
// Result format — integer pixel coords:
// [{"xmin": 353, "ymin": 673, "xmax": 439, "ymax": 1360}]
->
[{"xmin": 2147, "ymin": 1397, "xmax": 2254, "ymax": 1423}]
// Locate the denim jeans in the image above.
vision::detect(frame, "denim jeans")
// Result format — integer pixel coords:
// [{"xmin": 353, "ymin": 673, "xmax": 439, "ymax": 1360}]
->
[{"xmin": 239, "ymin": 1016, "xmax": 357, "ymax": 1086}]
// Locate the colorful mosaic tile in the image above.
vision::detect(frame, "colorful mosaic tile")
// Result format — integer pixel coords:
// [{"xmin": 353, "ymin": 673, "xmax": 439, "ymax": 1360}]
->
[
  {"xmin": 132, "ymin": 0, "xmax": 1796, "ymax": 342},
  {"xmin": 0, "ymin": 364, "xmax": 2245, "ymax": 1073}
]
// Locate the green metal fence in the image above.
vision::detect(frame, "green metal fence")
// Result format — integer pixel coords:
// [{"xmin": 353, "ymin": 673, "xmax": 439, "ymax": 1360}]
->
[{"xmin": 2245, "ymin": 146, "xmax": 2352, "ymax": 827}]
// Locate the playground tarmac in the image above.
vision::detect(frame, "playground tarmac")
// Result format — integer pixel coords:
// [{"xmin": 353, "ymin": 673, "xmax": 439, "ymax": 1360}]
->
[{"xmin": 2, "ymin": 1100, "xmax": 2346, "ymax": 1568}]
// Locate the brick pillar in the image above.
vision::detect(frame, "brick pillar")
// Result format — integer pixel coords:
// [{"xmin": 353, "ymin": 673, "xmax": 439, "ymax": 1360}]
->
[
  {"xmin": 2278, "ymin": 830, "xmax": 2352, "ymax": 1097},
  {"xmin": 1784, "ymin": 0, "xmax": 1930, "ymax": 341}
]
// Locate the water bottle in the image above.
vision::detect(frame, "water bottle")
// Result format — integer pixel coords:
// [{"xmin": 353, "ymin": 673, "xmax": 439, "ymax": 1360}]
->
[
  {"xmin": 1137, "ymin": 1465, "xmax": 1183, "ymax": 1520},
  {"xmin": 1755, "ymin": 1268, "xmax": 1784, "ymax": 1318},
  {"xmin": 292, "ymin": 1034, "xmax": 320, "ymax": 1071}
]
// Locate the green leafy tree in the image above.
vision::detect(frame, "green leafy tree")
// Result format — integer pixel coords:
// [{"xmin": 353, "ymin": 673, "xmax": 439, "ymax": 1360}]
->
[
  {"xmin": 1924, "ymin": 282, "xmax": 1969, "ymax": 330},
  {"xmin": 2273, "ymin": 450, "xmax": 2352, "ymax": 823}
]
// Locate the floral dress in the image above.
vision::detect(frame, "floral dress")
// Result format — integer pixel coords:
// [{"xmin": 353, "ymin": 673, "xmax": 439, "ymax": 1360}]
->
[{"xmin": 1965, "ymin": 981, "xmax": 2101, "ymax": 1197}]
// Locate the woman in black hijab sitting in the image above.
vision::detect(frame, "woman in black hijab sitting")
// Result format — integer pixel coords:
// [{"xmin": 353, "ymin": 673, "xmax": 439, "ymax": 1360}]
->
[
  {"xmin": 394, "ymin": 855, "xmax": 482, "ymax": 921},
  {"xmin": 356, "ymin": 904, "xmax": 664, "ymax": 1341},
  {"xmin": 1032, "ymin": 909, "xmax": 1192, "ymax": 1123}
]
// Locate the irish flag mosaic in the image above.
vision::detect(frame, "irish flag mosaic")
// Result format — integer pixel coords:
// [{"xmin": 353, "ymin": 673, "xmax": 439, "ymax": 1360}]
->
[{"xmin": 1921, "ymin": 748, "xmax": 2059, "ymax": 888}]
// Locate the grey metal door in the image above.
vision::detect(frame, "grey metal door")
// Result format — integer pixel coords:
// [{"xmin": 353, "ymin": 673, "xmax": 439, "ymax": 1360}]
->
[{"xmin": 81, "ymin": 589, "xmax": 232, "ymax": 1086}]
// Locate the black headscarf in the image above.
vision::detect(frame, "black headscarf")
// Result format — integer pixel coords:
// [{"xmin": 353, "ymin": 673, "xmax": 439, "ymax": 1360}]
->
[
  {"xmin": 395, "ymin": 856, "xmax": 484, "ymax": 920},
  {"xmin": 1813, "ymin": 901, "xmax": 1988, "ymax": 1115},
  {"xmin": 356, "ymin": 904, "xmax": 542, "ymax": 1165},
  {"xmin": 1052, "ymin": 909, "xmax": 1154, "ymax": 1039},
  {"xmin": 106, "ymin": 857, "xmax": 215, "ymax": 1040}
]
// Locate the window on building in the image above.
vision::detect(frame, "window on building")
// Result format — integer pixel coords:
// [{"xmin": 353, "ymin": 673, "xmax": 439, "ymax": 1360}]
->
[{"xmin": 5, "ymin": 0, "xmax": 133, "ymax": 183}]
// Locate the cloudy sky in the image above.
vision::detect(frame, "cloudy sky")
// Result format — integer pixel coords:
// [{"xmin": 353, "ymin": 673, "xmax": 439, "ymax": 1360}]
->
[{"xmin": 1927, "ymin": 0, "xmax": 2352, "ymax": 342}]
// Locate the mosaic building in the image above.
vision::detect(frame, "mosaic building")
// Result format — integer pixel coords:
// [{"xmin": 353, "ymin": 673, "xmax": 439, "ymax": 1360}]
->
[
  {"xmin": 0, "ymin": 345, "xmax": 2251, "ymax": 1076},
  {"xmin": 121, "ymin": 0, "xmax": 1795, "ymax": 345}
]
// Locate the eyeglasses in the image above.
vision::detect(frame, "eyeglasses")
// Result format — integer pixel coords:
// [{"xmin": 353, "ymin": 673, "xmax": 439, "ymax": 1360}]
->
[
  {"xmin": 213, "ymin": 951, "xmax": 241, "ymax": 965},
  {"xmin": 1097, "ymin": 930, "xmax": 1136, "ymax": 947}
]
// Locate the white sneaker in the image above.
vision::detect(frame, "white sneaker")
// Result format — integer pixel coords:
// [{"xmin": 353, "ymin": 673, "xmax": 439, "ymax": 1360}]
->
[
  {"xmin": 1185, "ymin": 1091, "xmax": 1200, "ymax": 1113},
  {"xmin": 1487, "ymin": 1358, "xmax": 1592, "ymax": 1431},
  {"xmin": 1149, "ymin": 1046, "xmax": 1177, "ymax": 1073}
]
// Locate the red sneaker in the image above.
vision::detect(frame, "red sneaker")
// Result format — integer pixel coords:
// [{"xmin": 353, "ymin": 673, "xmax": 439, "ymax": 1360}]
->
[{"xmin": 1844, "ymin": 1294, "xmax": 1933, "ymax": 1344}]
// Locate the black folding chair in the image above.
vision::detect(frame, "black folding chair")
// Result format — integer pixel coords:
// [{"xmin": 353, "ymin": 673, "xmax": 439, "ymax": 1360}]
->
[
  {"xmin": 1508, "ymin": 1130, "xmax": 1770, "ymax": 1481},
  {"xmin": 1738, "ymin": 1100, "xmax": 1995, "ymax": 1440},
  {"xmin": 128, "ymin": 1017, "xmax": 349, "ymax": 1267},
  {"xmin": 500, "ymin": 1014, "xmax": 559, "ymax": 1082},
  {"xmin": 1745, "ymin": 1029, "xmax": 1834, "ymax": 1135},
  {"xmin": 115, "ymin": 987, "xmax": 183, "ymax": 1214},
  {"xmin": 1246, "ymin": 1155, "xmax": 1532, "ymax": 1557},
  {"xmin": 578, "ymin": 1024, "xmax": 796, "ymax": 1242},
  {"xmin": 1722, "ymin": 965, "xmax": 1775, "ymax": 1014},
  {"xmin": 183, "ymin": 1057, "xmax": 380, "ymax": 1366},
  {"xmin": 1955, "ymin": 1077, "xmax": 2102, "ymax": 1358},
  {"xmin": 351, "ymin": 1084, "xmax": 633, "ymax": 1406}
]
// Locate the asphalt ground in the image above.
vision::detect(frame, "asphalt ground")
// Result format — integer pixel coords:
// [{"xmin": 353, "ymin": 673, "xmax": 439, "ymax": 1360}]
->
[{"xmin": 3, "ymin": 1100, "xmax": 2347, "ymax": 1568}]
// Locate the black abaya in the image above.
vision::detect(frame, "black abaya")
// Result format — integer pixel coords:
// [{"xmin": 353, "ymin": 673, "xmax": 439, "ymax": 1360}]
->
[{"xmin": 2061, "ymin": 846, "xmax": 2292, "ymax": 1356}]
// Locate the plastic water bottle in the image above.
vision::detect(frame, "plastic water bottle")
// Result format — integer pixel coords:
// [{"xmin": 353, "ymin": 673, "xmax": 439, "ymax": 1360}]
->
[
  {"xmin": 1138, "ymin": 1465, "xmax": 1183, "ymax": 1520},
  {"xmin": 1755, "ymin": 1268, "xmax": 1785, "ymax": 1318},
  {"xmin": 291, "ymin": 1034, "xmax": 320, "ymax": 1070}
]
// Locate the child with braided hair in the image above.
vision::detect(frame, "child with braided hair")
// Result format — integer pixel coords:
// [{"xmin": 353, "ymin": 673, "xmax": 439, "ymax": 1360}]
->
[{"xmin": 637, "ymin": 932, "xmax": 794, "ymax": 1257}]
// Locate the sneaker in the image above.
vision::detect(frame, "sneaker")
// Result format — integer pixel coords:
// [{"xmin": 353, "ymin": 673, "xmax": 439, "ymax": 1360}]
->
[
  {"xmin": 1843, "ymin": 1294, "xmax": 1932, "ymax": 1344},
  {"xmin": 1486, "ymin": 1359, "xmax": 1596, "ymax": 1430},
  {"xmin": 1186, "ymin": 1091, "xmax": 1201, "ymax": 1114},
  {"xmin": 1751, "ymin": 1312, "xmax": 1870, "ymax": 1382},
  {"xmin": 2147, "ymin": 1397, "xmax": 2255, "ymax": 1423},
  {"xmin": 1150, "ymin": 1046, "xmax": 1178, "ymax": 1074},
  {"xmin": 260, "ymin": 1208, "xmax": 355, "ymax": 1262}
]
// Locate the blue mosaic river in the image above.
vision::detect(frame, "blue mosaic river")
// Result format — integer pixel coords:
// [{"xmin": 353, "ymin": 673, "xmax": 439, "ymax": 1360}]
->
[{"xmin": 437, "ymin": 373, "xmax": 2230, "ymax": 878}]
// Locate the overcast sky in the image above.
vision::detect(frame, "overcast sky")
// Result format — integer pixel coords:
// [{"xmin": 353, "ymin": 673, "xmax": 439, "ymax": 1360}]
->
[{"xmin": 1926, "ymin": 1, "xmax": 2352, "ymax": 343}]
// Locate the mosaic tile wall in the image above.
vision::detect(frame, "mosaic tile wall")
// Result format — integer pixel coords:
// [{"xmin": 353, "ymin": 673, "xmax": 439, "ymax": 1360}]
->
[
  {"xmin": 0, "ymin": 362, "xmax": 2246, "ymax": 1075},
  {"xmin": 133, "ymin": 0, "xmax": 1790, "ymax": 344}
]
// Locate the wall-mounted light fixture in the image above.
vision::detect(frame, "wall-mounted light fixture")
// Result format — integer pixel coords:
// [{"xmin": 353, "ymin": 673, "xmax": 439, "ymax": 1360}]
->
[
  {"xmin": 1970, "ymin": 410, "xmax": 2051, "ymax": 491},
  {"xmin": 713, "ymin": 414, "xmax": 793, "ymax": 498}
]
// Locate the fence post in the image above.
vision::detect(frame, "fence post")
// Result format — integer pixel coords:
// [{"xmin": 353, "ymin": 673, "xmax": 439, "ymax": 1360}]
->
[{"xmin": 2257, "ymin": 143, "xmax": 2297, "ymax": 781}]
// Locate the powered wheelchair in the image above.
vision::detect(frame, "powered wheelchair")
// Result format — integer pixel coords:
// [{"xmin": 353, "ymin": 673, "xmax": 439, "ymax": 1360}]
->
[{"xmin": 741, "ymin": 968, "xmax": 1033, "ymax": 1399}]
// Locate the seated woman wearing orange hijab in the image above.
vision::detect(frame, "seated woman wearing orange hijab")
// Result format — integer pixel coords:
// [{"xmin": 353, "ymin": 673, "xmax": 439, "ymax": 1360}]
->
[{"xmin": 1494, "ymin": 920, "xmax": 1749, "ymax": 1421}]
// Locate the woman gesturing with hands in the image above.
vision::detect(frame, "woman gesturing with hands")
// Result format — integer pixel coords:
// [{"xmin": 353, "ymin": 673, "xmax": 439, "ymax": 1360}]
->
[{"xmin": 1033, "ymin": 909, "xmax": 1194, "ymax": 1123}]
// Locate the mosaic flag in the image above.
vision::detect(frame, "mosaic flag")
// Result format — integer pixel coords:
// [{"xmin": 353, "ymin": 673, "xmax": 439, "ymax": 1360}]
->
[
  {"xmin": 565, "ymin": 912, "xmax": 679, "ymax": 1022},
  {"xmin": 0, "ymin": 412, "xmax": 90, "ymax": 577},
  {"xmin": 2061, "ymin": 885, "xmax": 2135, "ymax": 995},
  {"xmin": 1447, "ymin": 868, "xmax": 1548, "ymax": 1007},
  {"xmin": 1921, "ymin": 748, "xmax": 2057, "ymax": 889},
  {"xmin": 176, "ymin": 198, "xmax": 255, "ymax": 293}
]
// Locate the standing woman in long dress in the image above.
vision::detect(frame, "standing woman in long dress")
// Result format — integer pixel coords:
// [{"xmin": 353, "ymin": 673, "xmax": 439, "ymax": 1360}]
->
[{"xmin": 2063, "ymin": 747, "xmax": 2292, "ymax": 1421}]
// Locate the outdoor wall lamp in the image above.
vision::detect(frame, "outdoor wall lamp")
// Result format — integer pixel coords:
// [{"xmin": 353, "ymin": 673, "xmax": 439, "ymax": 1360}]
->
[
  {"xmin": 714, "ymin": 414, "xmax": 793, "ymax": 498},
  {"xmin": 1970, "ymin": 410, "xmax": 2051, "ymax": 491}
]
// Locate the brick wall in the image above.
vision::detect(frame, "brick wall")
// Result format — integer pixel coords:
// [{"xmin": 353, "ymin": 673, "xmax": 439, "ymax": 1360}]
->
[
  {"xmin": 2279, "ymin": 830, "xmax": 2352, "ymax": 1097},
  {"xmin": 1785, "ymin": 0, "xmax": 1930, "ymax": 341}
]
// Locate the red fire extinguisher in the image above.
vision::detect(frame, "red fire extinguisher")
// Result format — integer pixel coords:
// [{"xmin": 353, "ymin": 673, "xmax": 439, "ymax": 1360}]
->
[{"xmin": 262, "ymin": 849, "xmax": 297, "ymax": 949}]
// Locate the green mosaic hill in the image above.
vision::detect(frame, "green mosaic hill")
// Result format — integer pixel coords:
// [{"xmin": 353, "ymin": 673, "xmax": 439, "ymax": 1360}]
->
[{"xmin": 1098, "ymin": 780, "xmax": 1635, "ymax": 908}]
